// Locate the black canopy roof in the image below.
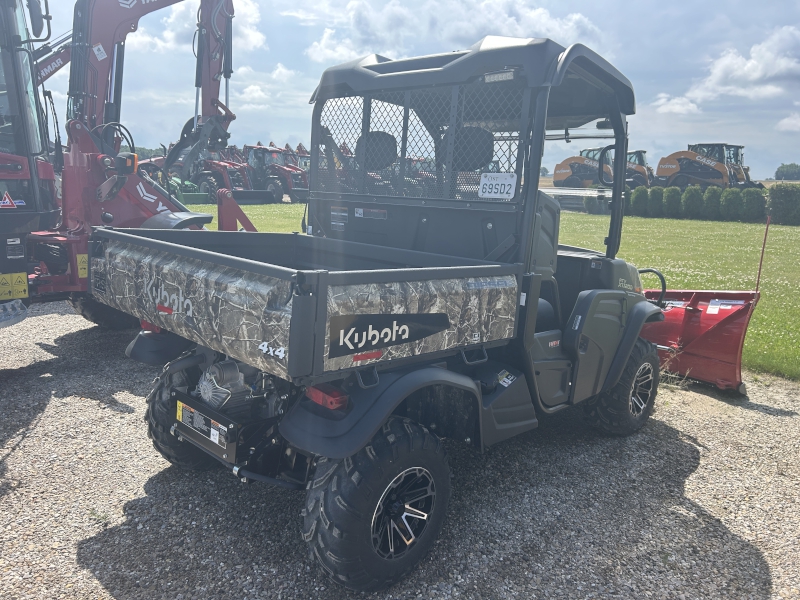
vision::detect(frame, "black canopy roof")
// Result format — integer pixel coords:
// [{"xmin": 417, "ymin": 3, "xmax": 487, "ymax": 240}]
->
[{"xmin": 310, "ymin": 36, "xmax": 635, "ymax": 130}]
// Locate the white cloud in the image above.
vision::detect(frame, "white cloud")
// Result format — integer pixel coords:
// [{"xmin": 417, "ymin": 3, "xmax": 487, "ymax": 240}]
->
[
  {"xmin": 305, "ymin": 28, "xmax": 362, "ymax": 63},
  {"xmin": 652, "ymin": 93, "xmax": 700, "ymax": 115},
  {"xmin": 300, "ymin": 0, "xmax": 604, "ymax": 64},
  {"xmin": 126, "ymin": 0, "xmax": 265, "ymax": 53},
  {"xmin": 652, "ymin": 26, "xmax": 800, "ymax": 112},
  {"xmin": 777, "ymin": 112, "xmax": 800, "ymax": 132}
]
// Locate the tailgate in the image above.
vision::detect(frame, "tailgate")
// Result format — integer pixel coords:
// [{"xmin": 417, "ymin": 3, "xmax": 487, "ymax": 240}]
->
[
  {"xmin": 322, "ymin": 270, "xmax": 520, "ymax": 373},
  {"xmin": 89, "ymin": 229, "xmax": 302, "ymax": 380}
]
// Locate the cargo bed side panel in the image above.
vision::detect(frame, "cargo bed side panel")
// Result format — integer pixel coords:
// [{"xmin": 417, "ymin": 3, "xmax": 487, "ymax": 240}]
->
[
  {"xmin": 92, "ymin": 239, "xmax": 293, "ymax": 379},
  {"xmin": 324, "ymin": 275, "xmax": 517, "ymax": 372}
]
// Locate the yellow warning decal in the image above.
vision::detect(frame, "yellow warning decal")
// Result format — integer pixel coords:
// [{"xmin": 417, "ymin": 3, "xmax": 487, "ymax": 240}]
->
[
  {"xmin": 176, "ymin": 400, "xmax": 184, "ymax": 422},
  {"xmin": 0, "ymin": 272, "xmax": 27, "ymax": 299},
  {"xmin": 77, "ymin": 254, "xmax": 88, "ymax": 278}
]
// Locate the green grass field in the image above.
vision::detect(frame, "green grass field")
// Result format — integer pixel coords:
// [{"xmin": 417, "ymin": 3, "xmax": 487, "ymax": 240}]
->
[{"xmin": 187, "ymin": 203, "xmax": 800, "ymax": 380}]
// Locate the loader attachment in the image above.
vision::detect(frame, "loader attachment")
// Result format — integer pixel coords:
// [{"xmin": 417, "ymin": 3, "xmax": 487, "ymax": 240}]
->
[{"xmin": 639, "ymin": 290, "xmax": 759, "ymax": 393}]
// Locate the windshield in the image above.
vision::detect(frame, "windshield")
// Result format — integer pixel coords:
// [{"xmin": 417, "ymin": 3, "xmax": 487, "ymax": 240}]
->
[
  {"xmin": 580, "ymin": 148, "xmax": 601, "ymax": 160},
  {"xmin": 2, "ymin": 1, "xmax": 43, "ymax": 156},
  {"xmin": 250, "ymin": 148, "xmax": 286, "ymax": 167},
  {"xmin": 690, "ymin": 144, "xmax": 723, "ymax": 162},
  {"xmin": 626, "ymin": 151, "xmax": 643, "ymax": 166},
  {"xmin": 725, "ymin": 146, "xmax": 743, "ymax": 165}
]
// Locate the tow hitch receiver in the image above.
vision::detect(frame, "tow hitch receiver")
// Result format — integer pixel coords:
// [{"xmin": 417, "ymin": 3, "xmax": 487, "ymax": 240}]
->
[
  {"xmin": 640, "ymin": 290, "xmax": 759, "ymax": 393},
  {"xmin": 173, "ymin": 392, "xmax": 242, "ymax": 464}
]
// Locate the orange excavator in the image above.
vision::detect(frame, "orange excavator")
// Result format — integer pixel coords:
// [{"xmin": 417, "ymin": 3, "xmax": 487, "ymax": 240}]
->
[{"xmin": 0, "ymin": 0, "xmax": 254, "ymax": 330}]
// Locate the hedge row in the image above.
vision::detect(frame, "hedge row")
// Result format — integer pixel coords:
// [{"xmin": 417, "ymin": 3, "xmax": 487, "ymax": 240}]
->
[{"xmin": 623, "ymin": 184, "xmax": 800, "ymax": 224}]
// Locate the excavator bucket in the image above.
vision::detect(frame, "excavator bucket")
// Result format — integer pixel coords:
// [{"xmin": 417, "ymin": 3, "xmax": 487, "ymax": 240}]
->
[{"xmin": 640, "ymin": 290, "xmax": 759, "ymax": 394}]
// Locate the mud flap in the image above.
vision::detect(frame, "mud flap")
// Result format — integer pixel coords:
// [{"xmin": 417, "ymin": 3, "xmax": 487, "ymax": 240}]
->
[{"xmin": 125, "ymin": 330, "xmax": 195, "ymax": 365}]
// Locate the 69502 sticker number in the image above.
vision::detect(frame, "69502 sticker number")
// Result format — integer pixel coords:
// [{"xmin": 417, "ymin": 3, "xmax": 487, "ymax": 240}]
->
[{"xmin": 478, "ymin": 173, "xmax": 517, "ymax": 199}]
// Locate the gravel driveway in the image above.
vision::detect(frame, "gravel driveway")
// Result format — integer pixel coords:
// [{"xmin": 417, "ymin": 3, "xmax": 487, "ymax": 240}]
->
[{"xmin": 1, "ymin": 303, "xmax": 798, "ymax": 599}]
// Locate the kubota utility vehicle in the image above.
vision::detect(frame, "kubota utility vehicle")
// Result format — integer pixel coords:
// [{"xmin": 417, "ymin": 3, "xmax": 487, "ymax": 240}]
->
[
  {"xmin": 89, "ymin": 37, "xmax": 666, "ymax": 591},
  {"xmin": 655, "ymin": 143, "xmax": 763, "ymax": 190}
]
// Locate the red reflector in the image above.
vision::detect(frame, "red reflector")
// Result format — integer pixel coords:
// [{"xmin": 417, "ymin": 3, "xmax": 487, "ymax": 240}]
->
[
  {"xmin": 306, "ymin": 384, "xmax": 349, "ymax": 410},
  {"xmin": 140, "ymin": 319, "xmax": 161, "ymax": 333},
  {"xmin": 353, "ymin": 349, "xmax": 382, "ymax": 362},
  {"xmin": 156, "ymin": 304, "xmax": 173, "ymax": 314}
]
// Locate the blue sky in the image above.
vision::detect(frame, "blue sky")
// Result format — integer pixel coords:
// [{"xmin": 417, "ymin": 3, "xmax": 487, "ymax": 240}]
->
[{"xmin": 44, "ymin": 0, "xmax": 800, "ymax": 179}]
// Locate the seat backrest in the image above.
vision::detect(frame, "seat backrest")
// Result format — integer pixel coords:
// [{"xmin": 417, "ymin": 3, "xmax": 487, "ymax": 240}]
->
[{"xmin": 355, "ymin": 131, "xmax": 397, "ymax": 171}]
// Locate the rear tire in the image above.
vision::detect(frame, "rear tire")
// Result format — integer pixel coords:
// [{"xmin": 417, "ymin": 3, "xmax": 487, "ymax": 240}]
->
[
  {"xmin": 564, "ymin": 175, "xmax": 582, "ymax": 188},
  {"xmin": 145, "ymin": 368, "xmax": 217, "ymax": 471},
  {"xmin": 197, "ymin": 175, "xmax": 219, "ymax": 204},
  {"xmin": 302, "ymin": 416, "xmax": 451, "ymax": 592},
  {"xmin": 266, "ymin": 181, "xmax": 283, "ymax": 204},
  {"xmin": 69, "ymin": 295, "xmax": 139, "ymax": 330},
  {"xmin": 585, "ymin": 337, "xmax": 659, "ymax": 436}
]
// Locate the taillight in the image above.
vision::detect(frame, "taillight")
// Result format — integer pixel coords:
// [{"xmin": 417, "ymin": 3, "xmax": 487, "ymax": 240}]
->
[
  {"xmin": 140, "ymin": 319, "xmax": 161, "ymax": 333},
  {"xmin": 306, "ymin": 384, "xmax": 349, "ymax": 410}
]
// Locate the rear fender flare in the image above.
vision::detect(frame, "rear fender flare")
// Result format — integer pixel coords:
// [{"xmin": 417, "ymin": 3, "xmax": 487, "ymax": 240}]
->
[
  {"xmin": 601, "ymin": 300, "xmax": 664, "ymax": 393},
  {"xmin": 279, "ymin": 368, "xmax": 481, "ymax": 460}
]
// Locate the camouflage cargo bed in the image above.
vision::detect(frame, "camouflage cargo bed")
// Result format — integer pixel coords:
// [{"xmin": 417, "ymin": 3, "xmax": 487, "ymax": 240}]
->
[{"xmin": 89, "ymin": 228, "xmax": 521, "ymax": 383}]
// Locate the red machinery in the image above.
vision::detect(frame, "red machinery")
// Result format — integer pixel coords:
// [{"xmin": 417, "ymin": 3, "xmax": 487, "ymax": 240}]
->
[
  {"xmin": 639, "ymin": 221, "xmax": 769, "ymax": 394},
  {"xmin": 0, "ymin": 0, "xmax": 253, "ymax": 330},
  {"xmin": 243, "ymin": 143, "xmax": 309, "ymax": 202},
  {"xmin": 641, "ymin": 290, "xmax": 759, "ymax": 394}
]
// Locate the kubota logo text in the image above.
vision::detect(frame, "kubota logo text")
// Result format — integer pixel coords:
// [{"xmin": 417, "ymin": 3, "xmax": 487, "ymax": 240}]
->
[
  {"xmin": 328, "ymin": 313, "xmax": 450, "ymax": 358},
  {"xmin": 145, "ymin": 275, "xmax": 193, "ymax": 316}
]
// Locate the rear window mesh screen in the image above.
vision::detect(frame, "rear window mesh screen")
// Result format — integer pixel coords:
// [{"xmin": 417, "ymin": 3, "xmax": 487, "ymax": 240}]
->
[{"xmin": 312, "ymin": 79, "xmax": 530, "ymax": 202}]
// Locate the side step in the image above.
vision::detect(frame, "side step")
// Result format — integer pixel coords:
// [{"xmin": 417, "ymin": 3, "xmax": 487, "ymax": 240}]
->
[{"xmin": 0, "ymin": 299, "xmax": 28, "ymax": 329}]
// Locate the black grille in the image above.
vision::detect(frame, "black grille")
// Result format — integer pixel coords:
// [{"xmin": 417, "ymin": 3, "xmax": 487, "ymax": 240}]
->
[{"xmin": 312, "ymin": 77, "xmax": 529, "ymax": 202}]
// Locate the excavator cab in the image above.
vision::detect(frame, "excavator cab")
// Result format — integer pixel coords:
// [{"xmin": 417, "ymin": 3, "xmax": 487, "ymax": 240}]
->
[{"xmin": 0, "ymin": 0, "xmax": 59, "ymax": 328}]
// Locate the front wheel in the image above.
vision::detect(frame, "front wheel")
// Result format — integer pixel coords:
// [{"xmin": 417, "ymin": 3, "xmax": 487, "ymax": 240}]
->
[
  {"xmin": 584, "ymin": 337, "xmax": 659, "ymax": 436},
  {"xmin": 302, "ymin": 416, "xmax": 451, "ymax": 592}
]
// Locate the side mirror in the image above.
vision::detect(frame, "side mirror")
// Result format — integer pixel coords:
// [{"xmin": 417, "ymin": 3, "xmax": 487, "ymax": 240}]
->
[
  {"xmin": 598, "ymin": 145, "xmax": 614, "ymax": 187},
  {"xmin": 27, "ymin": 0, "xmax": 44, "ymax": 37}
]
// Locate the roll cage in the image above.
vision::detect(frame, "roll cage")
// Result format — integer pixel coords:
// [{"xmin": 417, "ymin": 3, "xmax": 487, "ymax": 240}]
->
[{"xmin": 307, "ymin": 36, "xmax": 634, "ymax": 262}]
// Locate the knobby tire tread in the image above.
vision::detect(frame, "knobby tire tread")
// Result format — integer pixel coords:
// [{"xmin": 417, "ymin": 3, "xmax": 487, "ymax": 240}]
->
[{"xmin": 302, "ymin": 416, "xmax": 449, "ymax": 592}]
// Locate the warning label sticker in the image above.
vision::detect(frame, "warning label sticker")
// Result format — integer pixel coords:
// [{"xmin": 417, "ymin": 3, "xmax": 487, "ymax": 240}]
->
[
  {"xmin": 0, "ymin": 191, "xmax": 15, "ymax": 209},
  {"xmin": 176, "ymin": 401, "xmax": 227, "ymax": 449},
  {"xmin": 498, "ymin": 370, "xmax": 517, "ymax": 388},
  {"xmin": 0, "ymin": 272, "xmax": 28, "ymax": 299},
  {"xmin": 92, "ymin": 43, "xmax": 108, "ymax": 61},
  {"xmin": 77, "ymin": 254, "xmax": 88, "ymax": 278}
]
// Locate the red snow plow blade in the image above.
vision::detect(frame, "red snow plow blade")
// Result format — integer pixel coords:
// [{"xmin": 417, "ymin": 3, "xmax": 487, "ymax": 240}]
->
[{"xmin": 640, "ymin": 290, "xmax": 759, "ymax": 393}]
